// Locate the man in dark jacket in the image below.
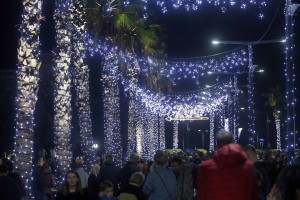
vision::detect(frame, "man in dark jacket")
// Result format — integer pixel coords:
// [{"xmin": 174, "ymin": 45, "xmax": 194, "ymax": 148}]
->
[
  {"xmin": 118, "ymin": 153, "xmax": 140, "ymax": 189},
  {"xmin": 98, "ymin": 154, "xmax": 121, "ymax": 196},
  {"xmin": 197, "ymin": 130, "xmax": 258, "ymax": 200},
  {"xmin": 0, "ymin": 164, "xmax": 22, "ymax": 200},
  {"xmin": 244, "ymin": 145, "xmax": 271, "ymax": 200}
]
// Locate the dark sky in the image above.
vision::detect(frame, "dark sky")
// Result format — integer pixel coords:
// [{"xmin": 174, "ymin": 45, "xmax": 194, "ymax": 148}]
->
[{"xmin": 0, "ymin": 1, "xmax": 299, "ymax": 151}]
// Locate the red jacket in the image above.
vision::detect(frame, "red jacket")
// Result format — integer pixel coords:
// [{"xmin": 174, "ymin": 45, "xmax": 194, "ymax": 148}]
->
[{"xmin": 198, "ymin": 144, "xmax": 258, "ymax": 200}]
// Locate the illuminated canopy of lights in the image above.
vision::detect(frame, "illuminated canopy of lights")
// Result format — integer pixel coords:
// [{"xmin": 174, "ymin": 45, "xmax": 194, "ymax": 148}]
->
[
  {"xmin": 116, "ymin": 0, "xmax": 269, "ymax": 18},
  {"xmin": 145, "ymin": 48, "xmax": 248, "ymax": 84}
]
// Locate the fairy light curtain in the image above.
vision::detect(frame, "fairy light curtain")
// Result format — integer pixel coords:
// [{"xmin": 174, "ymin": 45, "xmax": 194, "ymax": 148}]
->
[
  {"xmin": 140, "ymin": 47, "xmax": 248, "ymax": 85},
  {"xmin": 53, "ymin": 0, "xmax": 74, "ymax": 180},
  {"xmin": 71, "ymin": 0, "xmax": 95, "ymax": 172},
  {"xmin": 14, "ymin": 0, "xmax": 44, "ymax": 197}
]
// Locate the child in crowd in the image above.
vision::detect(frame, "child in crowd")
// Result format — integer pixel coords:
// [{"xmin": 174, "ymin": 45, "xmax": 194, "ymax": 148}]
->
[{"xmin": 98, "ymin": 181, "xmax": 117, "ymax": 200}]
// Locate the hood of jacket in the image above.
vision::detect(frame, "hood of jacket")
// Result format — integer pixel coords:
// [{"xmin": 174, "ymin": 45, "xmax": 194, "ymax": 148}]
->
[{"xmin": 213, "ymin": 143, "xmax": 248, "ymax": 166}]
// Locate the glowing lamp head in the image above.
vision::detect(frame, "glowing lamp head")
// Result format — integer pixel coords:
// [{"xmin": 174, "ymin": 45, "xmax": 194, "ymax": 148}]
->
[{"xmin": 212, "ymin": 40, "xmax": 220, "ymax": 45}]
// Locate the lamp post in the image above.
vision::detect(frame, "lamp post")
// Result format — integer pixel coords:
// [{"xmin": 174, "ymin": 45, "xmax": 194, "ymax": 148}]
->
[{"xmin": 212, "ymin": 39, "xmax": 285, "ymax": 145}]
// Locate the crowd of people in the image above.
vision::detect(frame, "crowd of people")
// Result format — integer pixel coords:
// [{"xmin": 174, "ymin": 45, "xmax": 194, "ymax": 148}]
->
[{"xmin": 1, "ymin": 130, "xmax": 300, "ymax": 200}]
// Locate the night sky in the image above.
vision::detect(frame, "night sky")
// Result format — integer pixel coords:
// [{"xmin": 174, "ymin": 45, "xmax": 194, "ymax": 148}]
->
[{"xmin": 0, "ymin": 1, "xmax": 299, "ymax": 153}]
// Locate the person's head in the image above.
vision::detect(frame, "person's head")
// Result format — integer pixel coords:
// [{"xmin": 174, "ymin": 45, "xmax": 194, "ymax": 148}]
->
[
  {"xmin": 138, "ymin": 160, "xmax": 148, "ymax": 172},
  {"xmin": 58, "ymin": 170, "xmax": 82, "ymax": 196},
  {"xmin": 128, "ymin": 153, "xmax": 140, "ymax": 164},
  {"xmin": 36, "ymin": 157, "xmax": 44, "ymax": 167},
  {"xmin": 65, "ymin": 170, "xmax": 81, "ymax": 189},
  {"xmin": 171, "ymin": 157, "xmax": 183, "ymax": 173},
  {"xmin": 129, "ymin": 172, "xmax": 145, "ymax": 187},
  {"xmin": 154, "ymin": 150, "xmax": 168, "ymax": 167},
  {"xmin": 216, "ymin": 130, "xmax": 234, "ymax": 149},
  {"xmin": 273, "ymin": 163, "xmax": 300, "ymax": 200},
  {"xmin": 100, "ymin": 181, "xmax": 114, "ymax": 198},
  {"xmin": 91, "ymin": 164, "xmax": 100, "ymax": 175},
  {"xmin": 105, "ymin": 154, "xmax": 113, "ymax": 163},
  {"xmin": 75, "ymin": 157, "xmax": 84, "ymax": 168},
  {"xmin": 244, "ymin": 145, "xmax": 258, "ymax": 162}
]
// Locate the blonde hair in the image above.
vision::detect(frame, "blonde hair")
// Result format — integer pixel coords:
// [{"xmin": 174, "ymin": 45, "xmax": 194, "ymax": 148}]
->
[
  {"xmin": 129, "ymin": 172, "xmax": 145, "ymax": 187},
  {"xmin": 91, "ymin": 164, "xmax": 100, "ymax": 175}
]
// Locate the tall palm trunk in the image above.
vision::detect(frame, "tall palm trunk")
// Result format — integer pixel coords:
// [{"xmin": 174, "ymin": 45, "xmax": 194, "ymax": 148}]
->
[
  {"xmin": 14, "ymin": 0, "xmax": 43, "ymax": 198},
  {"xmin": 53, "ymin": 0, "xmax": 73, "ymax": 180}
]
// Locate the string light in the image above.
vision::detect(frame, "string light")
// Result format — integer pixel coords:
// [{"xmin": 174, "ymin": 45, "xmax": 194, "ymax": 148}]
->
[
  {"xmin": 145, "ymin": 47, "xmax": 248, "ymax": 85},
  {"xmin": 140, "ymin": 0, "xmax": 268, "ymax": 18},
  {"xmin": 53, "ymin": 0, "xmax": 74, "ymax": 181},
  {"xmin": 274, "ymin": 111, "xmax": 281, "ymax": 150},
  {"xmin": 209, "ymin": 111, "xmax": 215, "ymax": 151},
  {"xmin": 14, "ymin": 0, "xmax": 43, "ymax": 198},
  {"xmin": 173, "ymin": 121, "xmax": 179, "ymax": 152},
  {"xmin": 159, "ymin": 114, "xmax": 166, "ymax": 149},
  {"xmin": 102, "ymin": 50, "xmax": 123, "ymax": 166},
  {"xmin": 71, "ymin": 0, "xmax": 95, "ymax": 172},
  {"xmin": 142, "ymin": 111, "xmax": 152, "ymax": 160},
  {"xmin": 284, "ymin": 0, "xmax": 296, "ymax": 159}
]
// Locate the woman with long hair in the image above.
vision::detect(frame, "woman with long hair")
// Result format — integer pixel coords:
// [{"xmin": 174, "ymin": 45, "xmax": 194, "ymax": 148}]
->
[
  {"xmin": 268, "ymin": 163, "xmax": 300, "ymax": 200},
  {"xmin": 56, "ymin": 170, "xmax": 86, "ymax": 200}
]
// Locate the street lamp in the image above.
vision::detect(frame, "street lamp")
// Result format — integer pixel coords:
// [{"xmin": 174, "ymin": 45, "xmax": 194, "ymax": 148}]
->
[{"xmin": 212, "ymin": 38, "xmax": 285, "ymax": 145}]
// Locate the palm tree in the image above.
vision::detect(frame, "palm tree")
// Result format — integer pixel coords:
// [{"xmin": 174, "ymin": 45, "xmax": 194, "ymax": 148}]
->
[{"xmin": 264, "ymin": 86, "xmax": 284, "ymax": 150}]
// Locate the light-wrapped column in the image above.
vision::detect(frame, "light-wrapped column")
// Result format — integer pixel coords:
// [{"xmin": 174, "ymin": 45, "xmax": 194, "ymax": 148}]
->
[
  {"xmin": 274, "ymin": 111, "xmax": 281, "ymax": 150},
  {"xmin": 127, "ymin": 99, "xmax": 136, "ymax": 154},
  {"xmin": 209, "ymin": 111, "xmax": 215, "ymax": 151},
  {"xmin": 233, "ymin": 75, "xmax": 239, "ymax": 142},
  {"xmin": 71, "ymin": 0, "xmax": 94, "ymax": 171},
  {"xmin": 285, "ymin": 0, "xmax": 296, "ymax": 159},
  {"xmin": 102, "ymin": 52, "xmax": 122, "ymax": 166},
  {"xmin": 152, "ymin": 113, "xmax": 159, "ymax": 153},
  {"xmin": 53, "ymin": 0, "xmax": 73, "ymax": 180},
  {"xmin": 142, "ymin": 111, "xmax": 152, "ymax": 160},
  {"xmin": 14, "ymin": 0, "xmax": 43, "ymax": 197},
  {"xmin": 173, "ymin": 121, "xmax": 179, "ymax": 152},
  {"xmin": 247, "ymin": 45, "xmax": 255, "ymax": 146},
  {"xmin": 159, "ymin": 114, "xmax": 166, "ymax": 149}
]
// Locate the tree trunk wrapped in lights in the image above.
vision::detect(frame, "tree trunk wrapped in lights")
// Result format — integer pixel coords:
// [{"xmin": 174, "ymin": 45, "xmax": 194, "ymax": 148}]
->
[
  {"xmin": 53, "ymin": 0, "xmax": 73, "ymax": 180},
  {"xmin": 159, "ymin": 114, "xmax": 166, "ymax": 150},
  {"xmin": 173, "ymin": 121, "xmax": 179, "ymax": 152},
  {"xmin": 274, "ymin": 111, "xmax": 281, "ymax": 150},
  {"xmin": 209, "ymin": 111, "xmax": 215, "ymax": 151},
  {"xmin": 127, "ymin": 61, "xmax": 139, "ymax": 154},
  {"xmin": 102, "ymin": 52, "xmax": 122, "ymax": 166},
  {"xmin": 14, "ymin": 0, "xmax": 43, "ymax": 197},
  {"xmin": 127, "ymin": 99, "xmax": 136, "ymax": 154},
  {"xmin": 71, "ymin": 0, "xmax": 95, "ymax": 172},
  {"xmin": 142, "ymin": 111, "xmax": 152, "ymax": 160},
  {"xmin": 152, "ymin": 113, "xmax": 159, "ymax": 153},
  {"xmin": 136, "ymin": 106, "xmax": 144, "ymax": 156}
]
